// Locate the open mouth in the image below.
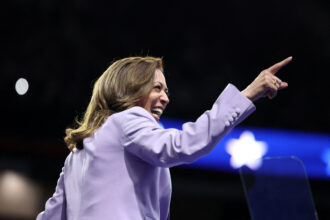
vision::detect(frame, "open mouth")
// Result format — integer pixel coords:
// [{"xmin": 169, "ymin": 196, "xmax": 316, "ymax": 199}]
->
[{"xmin": 151, "ymin": 108, "xmax": 163, "ymax": 121}]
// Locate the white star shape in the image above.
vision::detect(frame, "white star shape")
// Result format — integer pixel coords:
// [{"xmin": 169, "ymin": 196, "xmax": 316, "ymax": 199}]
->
[{"xmin": 225, "ymin": 131, "xmax": 268, "ymax": 170}]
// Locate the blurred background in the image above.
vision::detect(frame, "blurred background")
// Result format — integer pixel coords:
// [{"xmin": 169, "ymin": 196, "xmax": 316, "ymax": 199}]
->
[{"xmin": 1, "ymin": 0, "xmax": 330, "ymax": 219}]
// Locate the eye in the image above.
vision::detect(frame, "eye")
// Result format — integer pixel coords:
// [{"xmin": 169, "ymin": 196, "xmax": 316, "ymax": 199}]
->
[{"xmin": 153, "ymin": 85, "xmax": 161, "ymax": 91}]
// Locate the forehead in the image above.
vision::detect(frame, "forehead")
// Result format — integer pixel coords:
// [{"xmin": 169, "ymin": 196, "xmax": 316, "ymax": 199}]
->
[{"xmin": 154, "ymin": 69, "xmax": 167, "ymax": 85}]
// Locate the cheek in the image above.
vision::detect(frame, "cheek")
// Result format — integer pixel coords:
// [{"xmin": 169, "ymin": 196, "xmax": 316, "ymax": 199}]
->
[
  {"xmin": 140, "ymin": 92, "xmax": 158, "ymax": 109},
  {"xmin": 145, "ymin": 99, "xmax": 155, "ymax": 109},
  {"xmin": 148, "ymin": 94, "xmax": 159, "ymax": 104},
  {"xmin": 139, "ymin": 97, "xmax": 152, "ymax": 109}
]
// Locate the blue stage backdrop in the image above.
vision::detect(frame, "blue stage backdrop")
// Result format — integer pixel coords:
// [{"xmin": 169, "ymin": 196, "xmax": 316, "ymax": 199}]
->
[{"xmin": 160, "ymin": 118, "xmax": 330, "ymax": 179}]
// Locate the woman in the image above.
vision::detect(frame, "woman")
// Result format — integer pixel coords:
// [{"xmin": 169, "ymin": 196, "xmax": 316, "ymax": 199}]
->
[{"xmin": 37, "ymin": 56, "xmax": 291, "ymax": 220}]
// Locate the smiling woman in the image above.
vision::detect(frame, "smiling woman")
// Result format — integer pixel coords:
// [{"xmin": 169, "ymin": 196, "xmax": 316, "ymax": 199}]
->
[
  {"xmin": 37, "ymin": 56, "xmax": 292, "ymax": 220},
  {"xmin": 64, "ymin": 57, "xmax": 163, "ymax": 151},
  {"xmin": 139, "ymin": 69, "xmax": 169, "ymax": 121}
]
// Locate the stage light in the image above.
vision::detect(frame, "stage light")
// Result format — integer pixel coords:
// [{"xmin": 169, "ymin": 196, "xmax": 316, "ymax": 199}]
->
[
  {"xmin": 225, "ymin": 131, "xmax": 268, "ymax": 170},
  {"xmin": 0, "ymin": 171, "xmax": 41, "ymax": 218},
  {"xmin": 15, "ymin": 78, "xmax": 29, "ymax": 95}
]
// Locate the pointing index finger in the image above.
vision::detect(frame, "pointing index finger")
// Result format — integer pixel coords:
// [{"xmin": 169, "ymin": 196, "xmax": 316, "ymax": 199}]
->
[{"xmin": 267, "ymin": 56, "xmax": 293, "ymax": 74}]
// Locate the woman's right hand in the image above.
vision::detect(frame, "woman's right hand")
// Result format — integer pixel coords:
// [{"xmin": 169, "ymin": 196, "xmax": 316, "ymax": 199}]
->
[{"xmin": 241, "ymin": 56, "xmax": 292, "ymax": 102}]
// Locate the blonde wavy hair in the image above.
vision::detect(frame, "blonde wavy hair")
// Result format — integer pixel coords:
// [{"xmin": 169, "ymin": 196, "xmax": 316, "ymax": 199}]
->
[{"xmin": 64, "ymin": 56, "xmax": 163, "ymax": 151}]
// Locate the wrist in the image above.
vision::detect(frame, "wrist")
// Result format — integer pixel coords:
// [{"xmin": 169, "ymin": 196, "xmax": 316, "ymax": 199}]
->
[{"xmin": 241, "ymin": 88, "xmax": 254, "ymax": 101}]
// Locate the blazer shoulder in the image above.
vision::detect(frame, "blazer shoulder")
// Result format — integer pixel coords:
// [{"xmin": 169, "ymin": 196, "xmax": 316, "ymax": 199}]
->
[
  {"xmin": 111, "ymin": 106, "xmax": 157, "ymax": 124},
  {"xmin": 101, "ymin": 106, "xmax": 160, "ymax": 136}
]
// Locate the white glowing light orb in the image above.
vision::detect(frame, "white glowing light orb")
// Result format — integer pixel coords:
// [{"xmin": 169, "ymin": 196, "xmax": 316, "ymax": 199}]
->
[
  {"xmin": 15, "ymin": 78, "xmax": 29, "ymax": 95},
  {"xmin": 225, "ymin": 131, "xmax": 268, "ymax": 170}
]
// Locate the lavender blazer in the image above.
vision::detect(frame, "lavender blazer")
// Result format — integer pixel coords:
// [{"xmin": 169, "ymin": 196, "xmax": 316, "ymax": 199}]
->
[{"xmin": 37, "ymin": 84, "xmax": 255, "ymax": 220}]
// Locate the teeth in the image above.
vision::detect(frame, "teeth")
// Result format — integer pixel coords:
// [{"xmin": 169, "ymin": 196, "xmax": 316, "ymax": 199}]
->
[{"xmin": 151, "ymin": 108, "xmax": 163, "ymax": 116}]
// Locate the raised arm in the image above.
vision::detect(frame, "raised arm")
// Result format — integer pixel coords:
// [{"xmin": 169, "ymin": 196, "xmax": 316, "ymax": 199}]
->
[{"xmin": 116, "ymin": 84, "xmax": 255, "ymax": 168}]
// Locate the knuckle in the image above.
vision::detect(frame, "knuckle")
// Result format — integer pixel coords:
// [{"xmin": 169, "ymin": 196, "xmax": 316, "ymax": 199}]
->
[{"xmin": 264, "ymin": 73, "xmax": 271, "ymax": 80}]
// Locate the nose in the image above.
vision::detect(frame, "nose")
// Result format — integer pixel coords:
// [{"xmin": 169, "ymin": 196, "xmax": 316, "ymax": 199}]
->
[{"xmin": 160, "ymin": 91, "xmax": 169, "ymax": 105}]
